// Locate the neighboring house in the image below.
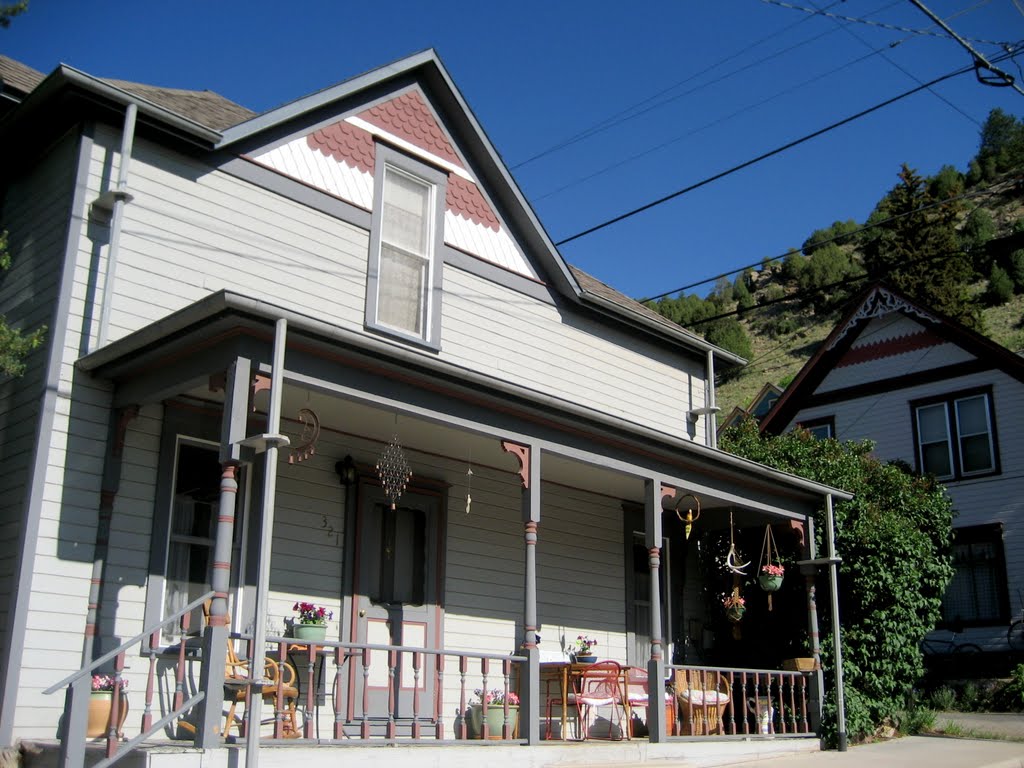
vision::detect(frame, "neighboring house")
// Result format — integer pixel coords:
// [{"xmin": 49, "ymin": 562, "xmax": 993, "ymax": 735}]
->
[
  {"xmin": 718, "ymin": 382, "xmax": 782, "ymax": 436},
  {"xmin": 761, "ymin": 284, "xmax": 1024, "ymax": 651},
  {"xmin": 0, "ymin": 51, "xmax": 848, "ymax": 761}
]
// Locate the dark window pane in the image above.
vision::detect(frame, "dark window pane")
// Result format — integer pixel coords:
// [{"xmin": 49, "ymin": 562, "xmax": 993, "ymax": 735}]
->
[
  {"xmin": 960, "ymin": 434, "xmax": 993, "ymax": 474},
  {"xmin": 921, "ymin": 441, "xmax": 952, "ymax": 477}
]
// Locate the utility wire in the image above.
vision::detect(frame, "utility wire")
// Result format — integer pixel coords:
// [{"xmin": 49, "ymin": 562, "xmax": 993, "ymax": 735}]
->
[
  {"xmin": 555, "ymin": 45, "xmax": 1021, "ymax": 249},
  {"xmin": 907, "ymin": 0, "xmax": 1024, "ymax": 94},
  {"xmin": 641, "ymin": 172, "xmax": 1021, "ymax": 303},
  {"xmin": 760, "ymin": 0, "xmax": 1012, "ymax": 45},
  {"xmin": 510, "ymin": 0, "xmax": 856, "ymax": 170},
  {"xmin": 809, "ymin": 0, "xmax": 983, "ymax": 127}
]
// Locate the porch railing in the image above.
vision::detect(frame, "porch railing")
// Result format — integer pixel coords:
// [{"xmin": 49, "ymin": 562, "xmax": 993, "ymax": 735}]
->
[
  {"xmin": 254, "ymin": 635, "xmax": 526, "ymax": 742},
  {"xmin": 668, "ymin": 663, "xmax": 817, "ymax": 738},
  {"xmin": 43, "ymin": 590, "xmax": 215, "ymax": 768}
]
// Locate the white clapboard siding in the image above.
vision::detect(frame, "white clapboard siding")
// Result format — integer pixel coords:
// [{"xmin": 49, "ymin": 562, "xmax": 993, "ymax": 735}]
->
[
  {"xmin": 81, "ymin": 127, "xmax": 707, "ymax": 440},
  {"xmin": 0, "ymin": 135, "xmax": 77, "ymax": 664}
]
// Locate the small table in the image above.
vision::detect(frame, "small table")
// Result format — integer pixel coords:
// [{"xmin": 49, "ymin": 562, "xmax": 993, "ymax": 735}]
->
[{"xmin": 539, "ymin": 661, "xmax": 634, "ymax": 740}]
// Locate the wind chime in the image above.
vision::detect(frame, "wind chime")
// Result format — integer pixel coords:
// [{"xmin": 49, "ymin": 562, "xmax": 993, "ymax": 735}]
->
[
  {"xmin": 757, "ymin": 524, "xmax": 785, "ymax": 611},
  {"xmin": 376, "ymin": 433, "xmax": 412, "ymax": 509}
]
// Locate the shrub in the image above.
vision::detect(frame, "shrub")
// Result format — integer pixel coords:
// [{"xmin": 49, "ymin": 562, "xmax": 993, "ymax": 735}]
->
[
  {"xmin": 1009, "ymin": 249, "xmax": 1024, "ymax": 292},
  {"xmin": 896, "ymin": 707, "xmax": 936, "ymax": 735},
  {"xmin": 987, "ymin": 264, "xmax": 1014, "ymax": 305},
  {"xmin": 930, "ymin": 686, "xmax": 957, "ymax": 711}
]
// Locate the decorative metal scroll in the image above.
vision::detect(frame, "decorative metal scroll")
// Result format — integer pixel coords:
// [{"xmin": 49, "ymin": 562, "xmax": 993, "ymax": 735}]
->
[
  {"xmin": 288, "ymin": 408, "xmax": 320, "ymax": 464},
  {"xmin": 376, "ymin": 434, "xmax": 412, "ymax": 509}
]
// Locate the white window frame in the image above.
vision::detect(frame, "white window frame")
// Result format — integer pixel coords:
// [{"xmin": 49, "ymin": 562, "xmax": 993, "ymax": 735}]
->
[
  {"xmin": 912, "ymin": 388, "xmax": 998, "ymax": 481},
  {"xmin": 365, "ymin": 143, "xmax": 447, "ymax": 350}
]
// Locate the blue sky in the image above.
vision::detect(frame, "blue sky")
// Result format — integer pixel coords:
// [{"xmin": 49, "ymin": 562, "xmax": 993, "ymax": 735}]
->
[{"xmin": 4, "ymin": 1, "xmax": 1022, "ymax": 300}]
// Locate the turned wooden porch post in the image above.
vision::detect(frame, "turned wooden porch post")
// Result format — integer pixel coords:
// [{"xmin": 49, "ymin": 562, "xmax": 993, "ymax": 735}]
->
[
  {"xmin": 800, "ymin": 514, "xmax": 824, "ymax": 734},
  {"xmin": 196, "ymin": 357, "xmax": 250, "ymax": 747},
  {"xmin": 503, "ymin": 440, "xmax": 540, "ymax": 744}
]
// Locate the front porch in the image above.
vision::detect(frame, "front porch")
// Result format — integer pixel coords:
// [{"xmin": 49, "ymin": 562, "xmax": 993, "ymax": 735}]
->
[{"xmin": 42, "ymin": 299, "xmax": 846, "ymax": 766}]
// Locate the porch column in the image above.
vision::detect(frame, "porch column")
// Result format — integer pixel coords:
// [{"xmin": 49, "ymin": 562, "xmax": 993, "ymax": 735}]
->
[
  {"xmin": 196, "ymin": 357, "xmax": 251, "ymax": 747},
  {"xmin": 800, "ymin": 515, "xmax": 824, "ymax": 733},
  {"xmin": 59, "ymin": 406, "xmax": 137, "ymax": 768},
  {"xmin": 825, "ymin": 494, "xmax": 848, "ymax": 751},
  {"xmin": 503, "ymin": 440, "xmax": 540, "ymax": 744},
  {"xmin": 644, "ymin": 480, "xmax": 669, "ymax": 742}
]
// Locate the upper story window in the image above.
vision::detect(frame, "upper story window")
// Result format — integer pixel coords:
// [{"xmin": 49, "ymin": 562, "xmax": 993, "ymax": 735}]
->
[
  {"xmin": 797, "ymin": 415, "xmax": 834, "ymax": 440},
  {"xmin": 912, "ymin": 387, "xmax": 998, "ymax": 481},
  {"xmin": 366, "ymin": 144, "xmax": 447, "ymax": 349}
]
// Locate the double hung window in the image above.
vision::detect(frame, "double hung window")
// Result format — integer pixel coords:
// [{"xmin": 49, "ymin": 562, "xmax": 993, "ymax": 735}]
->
[
  {"xmin": 912, "ymin": 389, "xmax": 997, "ymax": 480},
  {"xmin": 366, "ymin": 144, "xmax": 446, "ymax": 348}
]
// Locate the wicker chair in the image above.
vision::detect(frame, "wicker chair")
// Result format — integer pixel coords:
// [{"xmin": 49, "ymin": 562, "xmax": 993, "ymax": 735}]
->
[
  {"xmin": 222, "ymin": 638, "xmax": 301, "ymax": 738},
  {"xmin": 674, "ymin": 669, "xmax": 730, "ymax": 735}
]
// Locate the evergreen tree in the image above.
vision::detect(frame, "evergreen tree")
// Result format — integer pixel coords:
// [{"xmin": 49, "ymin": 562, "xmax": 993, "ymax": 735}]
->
[
  {"xmin": 987, "ymin": 264, "xmax": 1014, "ymax": 306},
  {"xmin": 862, "ymin": 165, "xmax": 980, "ymax": 329}
]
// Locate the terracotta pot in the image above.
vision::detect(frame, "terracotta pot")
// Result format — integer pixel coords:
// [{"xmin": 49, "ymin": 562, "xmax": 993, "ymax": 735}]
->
[{"xmin": 87, "ymin": 691, "xmax": 129, "ymax": 738}]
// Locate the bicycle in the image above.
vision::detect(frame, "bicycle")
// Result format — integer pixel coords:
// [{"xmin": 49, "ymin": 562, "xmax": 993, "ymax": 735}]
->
[{"xmin": 920, "ymin": 629, "xmax": 982, "ymax": 657}]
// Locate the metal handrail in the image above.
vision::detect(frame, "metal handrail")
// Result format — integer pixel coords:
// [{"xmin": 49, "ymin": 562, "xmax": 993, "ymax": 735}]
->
[{"xmin": 44, "ymin": 590, "xmax": 215, "ymax": 695}]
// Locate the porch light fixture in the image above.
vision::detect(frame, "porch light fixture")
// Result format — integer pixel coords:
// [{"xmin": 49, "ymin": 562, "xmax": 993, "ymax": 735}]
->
[
  {"xmin": 376, "ymin": 434, "xmax": 412, "ymax": 509},
  {"xmin": 335, "ymin": 455, "xmax": 358, "ymax": 487}
]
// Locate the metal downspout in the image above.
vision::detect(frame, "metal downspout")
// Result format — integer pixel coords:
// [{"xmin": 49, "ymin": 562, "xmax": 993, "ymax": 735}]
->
[
  {"xmin": 706, "ymin": 350, "xmax": 718, "ymax": 449},
  {"xmin": 245, "ymin": 318, "xmax": 290, "ymax": 768},
  {"xmin": 97, "ymin": 103, "xmax": 137, "ymax": 349},
  {"xmin": 825, "ymin": 494, "xmax": 848, "ymax": 750}
]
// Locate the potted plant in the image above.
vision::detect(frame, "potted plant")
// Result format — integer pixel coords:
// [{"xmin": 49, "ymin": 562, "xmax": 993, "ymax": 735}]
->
[
  {"xmin": 723, "ymin": 593, "xmax": 746, "ymax": 623},
  {"xmin": 571, "ymin": 635, "xmax": 598, "ymax": 663},
  {"xmin": 759, "ymin": 563, "xmax": 784, "ymax": 592},
  {"xmin": 470, "ymin": 688, "xmax": 519, "ymax": 739},
  {"xmin": 88, "ymin": 675, "xmax": 128, "ymax": 738},
  {"xmin": 292, "ymin": 601, "xmax": 333, "ymax": 642}
]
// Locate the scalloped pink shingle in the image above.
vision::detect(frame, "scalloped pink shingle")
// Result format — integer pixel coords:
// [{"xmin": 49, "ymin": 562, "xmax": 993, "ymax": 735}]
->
[
  {"xmin": 307, "ymin": 120, "xmax": 375, "ymax": 174},
  {"xmin": 446, "ymin": 174, "xmax": 499, "ymax": 231},
  {"xmin": 359, "ymin": 91, "xmax": 462, "ymax": 168}
]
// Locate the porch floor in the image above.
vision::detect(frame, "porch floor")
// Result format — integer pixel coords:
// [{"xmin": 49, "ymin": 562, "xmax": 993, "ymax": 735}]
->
[{"xmin": 23, "ymin": 737, "xmax": 819, "ymax": 768}]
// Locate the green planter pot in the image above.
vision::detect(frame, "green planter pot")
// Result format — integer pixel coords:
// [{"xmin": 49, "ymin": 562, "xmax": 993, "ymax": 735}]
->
[
  {"xmin": 293, "ymin": 623, "xmax": 328, "ymax": 642},
  {"xmin": 726, "ymin": 604, "xmax": 746, "ymax": 623},
  {"xmin": 470, "ymin": 703, "xmax": 519, "ymax": 739},
  {"xmin": 759, "ymin": 573, "xmax": 784, "ymax": 592}
]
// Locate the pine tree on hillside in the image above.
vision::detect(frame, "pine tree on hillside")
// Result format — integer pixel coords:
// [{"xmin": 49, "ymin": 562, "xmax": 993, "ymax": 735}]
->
[{"xmin": 862, "ymin": 164, "xmax": 981, "ymax": 329}]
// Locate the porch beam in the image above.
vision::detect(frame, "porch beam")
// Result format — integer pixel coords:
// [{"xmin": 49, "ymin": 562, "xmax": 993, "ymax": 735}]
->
[
  {"xmin": 280, "ymin": 368, "xmax": 828, "ymax": 520},
  {"xmin": 644, "ymin": 480, "xmax": 668, "ymax": 742},
  {"xmin": 196, "ymin": 357, "xmax": 250, "ymax": 747},
  {"xmin": 503, "ymin": 440, "xmax": 541, "ymax": 745}
]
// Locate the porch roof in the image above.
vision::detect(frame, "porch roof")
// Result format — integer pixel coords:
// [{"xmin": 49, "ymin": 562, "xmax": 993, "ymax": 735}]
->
[{"xmin": 78, "ymin": 290, "xmax": 852, "ymax": 514}]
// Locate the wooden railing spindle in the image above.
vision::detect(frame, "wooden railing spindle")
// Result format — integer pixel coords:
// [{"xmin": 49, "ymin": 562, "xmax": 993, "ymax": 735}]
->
[
  {"xmin": 458, "ymin": 656, "xmax": 468, "ymax": 740},
  {"xmin": 142, "ymin": 630, "xmax": 158, "ymax": 734},
  {"xmin": 411, "ymin": 651, "xmax": 421, "ymax": 740},
  {"xmin": 386, "ymin": 650, "xmax": 397, "ymax": 740},
  {"xmin": 435, "ymin": 654, "xmax": 445, "ymax": 740},
  {"xmin": 480, "ymin": 657, "xmax": 490, "ymax": 740},
  {"xmin": 361, "ymin": 648, "xmax": 371, "ymax": 739}
]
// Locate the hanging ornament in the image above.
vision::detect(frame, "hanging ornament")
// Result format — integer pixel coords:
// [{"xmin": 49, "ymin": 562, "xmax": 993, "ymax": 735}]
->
[
  {"xmin": 758, "ymin": 523, "xmax": 785, "ymax": 611},
  {"xmin": 465, "ymin": 455, "xmax": 474, "ymax": 515},
  {"xmin": 376, "ymin": 433, "xmax": 412, "ymax": 509},
  {"xmin": 674, "ymin": 493, "xmax": 701, "ymax": 540},
  {"xmin": 725, "ymin": 508, "xmax": 750, "ymax": 574},
  {"xmin": 288, "ymin": 407, "xmax": 320, "ymax": 464}
]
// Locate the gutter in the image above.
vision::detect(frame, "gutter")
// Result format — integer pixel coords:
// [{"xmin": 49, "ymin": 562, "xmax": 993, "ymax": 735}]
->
[
  {"xmin": 2, "ymin": 64, "xmax": 222, "ymax": 146},
  {"xmin": 581, "ymin": 291, "xmax": 746, "ymax": 367},
  {"xmin": 77, "ymin": 290, "xmax": 852, "ymax": 503}
]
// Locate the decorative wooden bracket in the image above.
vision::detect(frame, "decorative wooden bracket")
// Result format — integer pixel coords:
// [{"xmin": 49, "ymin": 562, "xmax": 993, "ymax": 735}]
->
[
  {"xmin": 501, "ymin": 441, "xmax": 530, "ymax": 489},
  {"xmin": 251, "ymin": 374, "xmax": 271, "ymax": 411},
  {"xmin": 113, "ymin": 405, "xmax": 139, "ymax": 457},
  {"xmin": 660, "ymin": 484, "xmax": 676, "ymax": 507}
]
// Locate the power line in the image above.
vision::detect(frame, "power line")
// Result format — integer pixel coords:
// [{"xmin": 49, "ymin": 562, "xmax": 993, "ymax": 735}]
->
[
  {"xmin": 510, "ymin": 0, "xmax": 855, "ymax": 171},
  {"xmin": 760, "ymin": 0, "xmax": 1013, "ymax": 45},
  {"xmin": 554, "ymin": 45, "xmax": 1021, "ymax": 249},
  {"xmin": 907, "ymin": 0, "xmax": 1024, "ymax": 94},
  {"xmin": 641, "ymin": 173, "xmax": 1019, "ymax": 302},
  {"xmin": 808, "ymin": 0, "xmax": 983, "ymax": 127}
]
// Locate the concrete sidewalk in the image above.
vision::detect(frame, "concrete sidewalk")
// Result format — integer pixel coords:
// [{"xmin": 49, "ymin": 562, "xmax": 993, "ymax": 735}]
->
[{"xmin": 738, "ymin": 735, "xmax": 1024, "ymax": 767}]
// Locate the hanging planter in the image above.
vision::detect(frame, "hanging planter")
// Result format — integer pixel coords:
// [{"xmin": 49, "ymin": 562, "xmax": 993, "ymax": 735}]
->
[
  {"xmin": 757, "ymin": 525, "xmax": 785, "ymax": 610},
  {"xmin": 723, "ymin": 589, "xmax": 745, "ymax": 623},
  {"xmin": 759, "ymin": 565, "xmax": 784, "ymax": 593}
]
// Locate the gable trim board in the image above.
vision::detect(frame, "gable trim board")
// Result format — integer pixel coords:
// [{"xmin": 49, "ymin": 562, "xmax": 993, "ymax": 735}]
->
[
  {"xmin": 0, "ymin": 129, "xmax": 95, "ymax": 741},
  {"xmin": 761, "ymin": 283, "xmax": 1024, "ymax": 435}
]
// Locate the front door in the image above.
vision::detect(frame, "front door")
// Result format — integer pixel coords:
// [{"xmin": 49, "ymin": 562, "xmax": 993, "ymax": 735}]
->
[{"xmin": 350, "ymin": 483, "xmax": 443, "ymax": 733}]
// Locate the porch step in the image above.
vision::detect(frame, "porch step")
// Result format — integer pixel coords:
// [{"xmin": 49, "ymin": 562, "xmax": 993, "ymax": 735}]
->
[{"xmin": 19, "ymin": 738, "xmax": 819, "ymax": 768}]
